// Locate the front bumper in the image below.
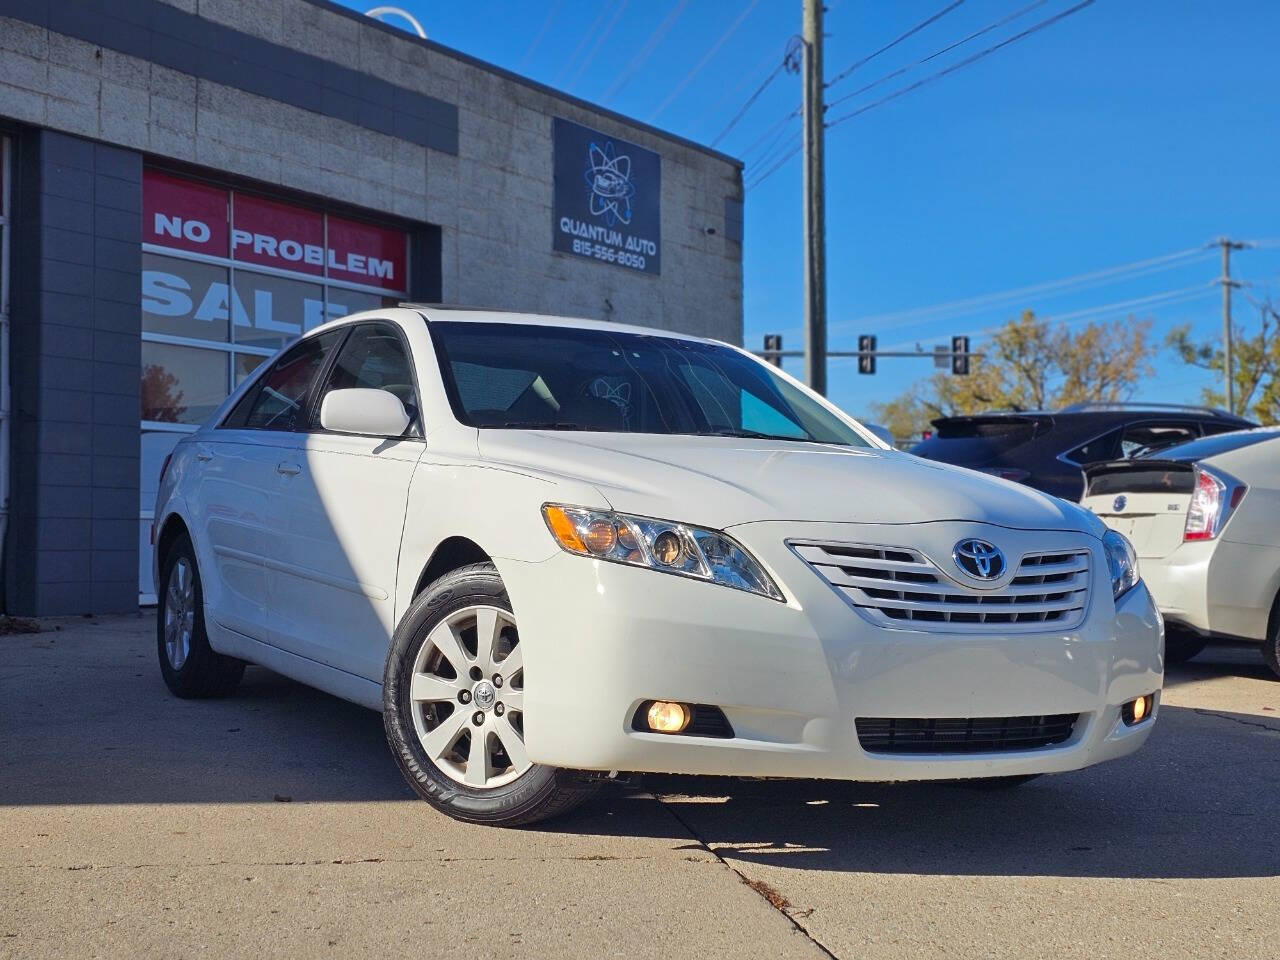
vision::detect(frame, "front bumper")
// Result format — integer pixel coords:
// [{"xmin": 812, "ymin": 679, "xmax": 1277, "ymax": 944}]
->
[{"xmin": 500, "ymin": 520, "xmax": 1163, "ymax": 781}]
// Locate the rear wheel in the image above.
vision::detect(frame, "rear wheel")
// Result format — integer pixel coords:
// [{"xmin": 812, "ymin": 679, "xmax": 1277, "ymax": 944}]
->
[
  {"xmin": 157, "ymin": 533, "xmax": 244, "ymax": 698},
  {"xmin": 382, "ymin": 563, "xmax": 597, "ymax": 826},
  {"xmin": 1263, "ymin": 602, "xmax": 1280, "ymax": 680},
  {"xmin": 1165, "ymin": 625, "xmax": 1208, "ymax": 665}
]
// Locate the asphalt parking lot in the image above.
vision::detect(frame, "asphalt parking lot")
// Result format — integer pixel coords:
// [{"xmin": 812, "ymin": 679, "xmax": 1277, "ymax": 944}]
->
[{"xmin": 2, "ymin": 614, "xmax": 1278, "ymax": 960}]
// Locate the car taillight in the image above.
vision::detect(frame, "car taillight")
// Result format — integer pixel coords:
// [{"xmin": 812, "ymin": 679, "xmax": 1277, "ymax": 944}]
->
[{"xmin": 1183, "ymin": 466, "xmax": 1246, "ymax": 541}]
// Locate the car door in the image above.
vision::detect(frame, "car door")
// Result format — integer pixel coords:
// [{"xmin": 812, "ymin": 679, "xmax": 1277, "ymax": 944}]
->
[
  {"xmin": 267, "ymin": 322, "xmax": 426, "ymax": 681},
  {"xmin": 189, "ymin": 332, "xmax": 341, "ymax": 640}
]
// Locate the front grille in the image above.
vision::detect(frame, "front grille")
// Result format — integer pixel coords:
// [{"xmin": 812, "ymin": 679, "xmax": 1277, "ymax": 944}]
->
[
  {"xmin": 855, "ymin": 714, "xmax": 1078, "ymax": 754},
  {"xmin": 792, "ymin": 541, "xmax": 1091, "ymax": 632}
]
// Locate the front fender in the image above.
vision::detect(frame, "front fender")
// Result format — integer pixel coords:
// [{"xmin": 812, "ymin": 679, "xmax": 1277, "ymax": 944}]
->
[{"xmin": 393, "ymin": 455, "xmax": 607, "ymax": 626}]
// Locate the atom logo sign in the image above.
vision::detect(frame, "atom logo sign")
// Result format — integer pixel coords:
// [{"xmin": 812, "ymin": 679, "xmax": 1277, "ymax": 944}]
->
[
  {"xmin": 553, "ymin": 117, "xmax": 661, "ymax": 275},
  {"xmin": 585, "ymin": 140, "xmax": 636, "ymax": 226}
]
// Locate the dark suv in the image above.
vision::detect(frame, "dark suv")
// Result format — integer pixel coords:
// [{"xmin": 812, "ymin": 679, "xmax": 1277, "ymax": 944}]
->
[{"xmin": 910, "ymin": 404, "xmax": 1255, "ymax": 501}]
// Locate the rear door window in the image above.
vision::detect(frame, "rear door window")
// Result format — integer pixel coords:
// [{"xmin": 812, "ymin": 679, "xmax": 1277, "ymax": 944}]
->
[
  {"xmin": 1119, "ymin": 421, "xmax": 1200, "ymax": 458},
  {"xmin": 911, "ymin": 417, "xmax": 1044, "ymax": 466}
]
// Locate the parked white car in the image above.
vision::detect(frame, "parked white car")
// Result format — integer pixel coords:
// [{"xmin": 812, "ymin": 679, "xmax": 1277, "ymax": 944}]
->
[
  {"xmin": 1083, "ymin": 427, "xmax": 1280, "ymax": 673},
  {"xmin": 153, "ymin": 308, "xmax": 1163, "ymax": 825}
]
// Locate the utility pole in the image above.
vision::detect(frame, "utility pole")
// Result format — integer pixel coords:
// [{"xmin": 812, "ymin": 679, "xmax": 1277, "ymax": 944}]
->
[
  {"xmin": 802, "ymin": 0, "xmax": 827, "ymax": 394},
  {"xmin": 1216, "ymin": 237, "xmax": 1247, "ymax": 414}
]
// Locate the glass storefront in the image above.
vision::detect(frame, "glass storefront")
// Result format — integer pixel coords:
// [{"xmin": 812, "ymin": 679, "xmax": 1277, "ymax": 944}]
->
[{"xmin": 139, "ymin": 169, "xmax": 410, "ymax": 601}]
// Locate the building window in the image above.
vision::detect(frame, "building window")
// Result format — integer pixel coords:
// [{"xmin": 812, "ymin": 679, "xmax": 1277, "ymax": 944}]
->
[{"xmin": 138, "ymin": 168, "xmax": 411, "ymax": 601}]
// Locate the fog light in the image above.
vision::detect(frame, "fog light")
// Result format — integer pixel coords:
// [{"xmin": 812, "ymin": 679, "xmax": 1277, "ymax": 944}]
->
[
  {"xmin": 1123, "ymin": 694, "xmax": 1154, "ymax": 726},
  {"xmin": 646, "ymin": 700, "xmax": 690, "ymax": 733}
]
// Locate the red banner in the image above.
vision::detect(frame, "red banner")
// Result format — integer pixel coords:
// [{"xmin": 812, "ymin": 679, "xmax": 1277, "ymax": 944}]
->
[
  {"xmin": 143, "ymin": 170, "xmax": 228, "ymax": 257},
  {"xmin": 142, "ymin": 170, "xmax": 408, "ymax": 292},
  {"xmin": 327, "ymin": 215, "xmax": 409, "ymax": 291}
]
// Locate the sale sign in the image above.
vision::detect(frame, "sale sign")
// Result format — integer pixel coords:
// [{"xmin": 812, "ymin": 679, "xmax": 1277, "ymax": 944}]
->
[{"xmin": 142, "ymin": 169, "xmax": 409, "ymax": 292}]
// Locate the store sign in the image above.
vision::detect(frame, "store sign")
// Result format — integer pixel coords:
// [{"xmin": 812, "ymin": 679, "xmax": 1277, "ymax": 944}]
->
[
  {"xmin": 552, "ymin": 118, "xmax": 660, "ymax": 275},
  {"xmin": 142, "ymin": 169, "xmax": 409, "ymax": 292}
]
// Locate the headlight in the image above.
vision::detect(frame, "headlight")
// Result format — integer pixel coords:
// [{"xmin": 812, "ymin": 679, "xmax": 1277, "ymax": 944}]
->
[
  {"xmin": 1102, "ymin": 529, "xmax": 1139, "ymax": 600},
  {"xmin": 542, "ymin": 504, "xmax": 784, "ymax": 601}
]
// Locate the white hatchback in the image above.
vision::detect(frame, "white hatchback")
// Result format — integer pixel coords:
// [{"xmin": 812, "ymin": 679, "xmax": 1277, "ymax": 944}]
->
[
  {"xmin": 154, "ymin": 307, "xmax": 1163, "ymax": 825},
  {"xmin": 1083, "ymin": 427, "xmax": 1280, "ymax": 674}
]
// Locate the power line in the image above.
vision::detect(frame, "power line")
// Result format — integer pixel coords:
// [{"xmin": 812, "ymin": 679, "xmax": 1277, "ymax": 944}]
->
[
  {"xmin": 747, "ymin": 0, "xmax": 1097, "ymax": 189},
  {"xmin": 553, "ymin": 2, "xmax": 615, "ymax": 87},
  {"xmin": 826, "ymin": 0, "xmax": 967, "ymax": 91},
  {"xmin": 518, "ymin": 0, "xmax": 563, "ymax": 70},
  {"xmin": 863, "ymin": 285, "xmax": 1220, "ymax": 356},
  {"xmin": 738, "ymin": 106, "xmax": 800, "ymax": 161},
  {"xmin": 710, "ymin": 36, "xmax": 802, "ymax": 147},
  {"xmin": 825, "ymin": 0, "xmax": 1097, "ymax": 131},
  {"xmin": 601, "ymin": 0, "xmax": 691, "ymax": 102},
  {"xmin": 648, "ymin": 0, "xmax": 762, "ymax": 122},
  {"xmin": 837, "ymin": 247, "xmax": 1213, "ymax": 333},
  {"xmin": 564, "ymin": 0, "xmax": 631, "ymax": 92},
  {"xmin": 827, "ymin": 0, "xmax": 1050, "ymax": 112}
]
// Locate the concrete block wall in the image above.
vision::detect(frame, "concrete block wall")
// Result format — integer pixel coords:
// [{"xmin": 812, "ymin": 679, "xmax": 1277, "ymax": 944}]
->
[
  {"xmin": 7, "ymin": 130, "xmax": 142, "ymax": 615},
  {"xmin": 0, "ymin": 0, "xmax": 743, "ymax": 343}
]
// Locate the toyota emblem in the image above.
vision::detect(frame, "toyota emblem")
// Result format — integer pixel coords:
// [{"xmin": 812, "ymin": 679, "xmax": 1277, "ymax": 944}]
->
[{"xmin": 953, "ymin": 539, "xmax": 1007, "ymax": 580}]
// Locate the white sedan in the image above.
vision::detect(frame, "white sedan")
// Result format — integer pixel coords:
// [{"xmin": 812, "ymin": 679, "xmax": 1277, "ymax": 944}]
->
[
  {"xmin": 153, "ymin": 308, "xmax": 1162, "ymax": 826},
  {"xmin": 1083, "ymin": 427, "xmax": 1280, "ymax": 674}
]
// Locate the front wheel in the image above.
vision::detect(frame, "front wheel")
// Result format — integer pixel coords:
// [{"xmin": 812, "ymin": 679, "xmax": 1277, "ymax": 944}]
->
[{"xmin": 382, "ymin": 563, "xmax": 597, "ymax": 826}]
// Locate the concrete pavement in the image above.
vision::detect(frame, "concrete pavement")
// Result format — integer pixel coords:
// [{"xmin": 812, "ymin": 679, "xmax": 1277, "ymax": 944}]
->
[{"xmin": 2, "ymin": 614, "xmax": 1278, "ymax": 959}]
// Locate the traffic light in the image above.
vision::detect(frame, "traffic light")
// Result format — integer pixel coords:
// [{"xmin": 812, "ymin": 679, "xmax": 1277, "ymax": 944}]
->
[
  {"xmin": 763, "ymin": 333, "xmax": 783, "ymax": 367},
  {"xmin": 858, "ymin": 334, "xmax": 876, "ymax": 375},
  {"xmin": 951, "ymin": 335, "xmax": 970, "ymax": 376}
]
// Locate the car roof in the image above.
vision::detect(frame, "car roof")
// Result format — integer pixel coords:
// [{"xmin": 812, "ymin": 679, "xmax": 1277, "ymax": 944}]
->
[
  {"xmin": 932, "ymin": 408, "xmax": 1253, "ymax": 426},
  {"xmin": 302, "ymin": 305, "xmax": 723, "ymax": 347}
]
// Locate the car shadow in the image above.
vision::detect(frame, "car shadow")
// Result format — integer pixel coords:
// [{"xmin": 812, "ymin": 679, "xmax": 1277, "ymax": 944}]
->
[
  {"xmin": 5, "ymin": 622, "xmax": 1279, "ymax": 881},
  {"xmin": 553, "ymin": 697, "xmax": 1280, "ymax": 880},
  {"xmin": 1161, "ymin": 642, "xmax": 1275, "ymax": 687}
]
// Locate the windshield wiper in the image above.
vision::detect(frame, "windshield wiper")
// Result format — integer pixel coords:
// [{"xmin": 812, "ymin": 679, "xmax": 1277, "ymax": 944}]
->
[
  {"xmin": 696, "ymin": 427, "xmax": 839, "ymax": 444},
  {"xmin": 501, "ymin": 421, "xmax": 584, "ymax": 430}
]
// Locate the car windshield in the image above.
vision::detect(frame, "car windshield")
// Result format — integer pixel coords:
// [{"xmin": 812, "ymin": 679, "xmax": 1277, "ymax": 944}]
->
[
  {"xmin": 429, "ymin": 321, "xmax": 869, "ymax": 446},
  {"xmin": 1142, "ymin": 428, "xmax": 1280, "ymax": 462}
]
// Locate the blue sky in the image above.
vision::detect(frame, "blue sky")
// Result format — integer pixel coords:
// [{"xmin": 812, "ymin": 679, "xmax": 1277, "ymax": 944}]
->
[{"xmin": 338, "ymin": 0, "xmax": 1280, "ymax": 420}]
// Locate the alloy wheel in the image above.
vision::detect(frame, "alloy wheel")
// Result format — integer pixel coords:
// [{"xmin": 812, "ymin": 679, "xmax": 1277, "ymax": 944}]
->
[
  {"xmin": 163, "ymin": 557, "xmax": 195, "ymax": 671},
  {"xmin": 409, "ymin": 604, "xmax": 529, "ymax": 789}
]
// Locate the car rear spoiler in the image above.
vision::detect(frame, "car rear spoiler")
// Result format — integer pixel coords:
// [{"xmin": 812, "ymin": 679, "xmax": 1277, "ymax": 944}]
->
[{"xmin": 1082, "ymin": 459, "xmax": 1196, "ymax": 498}]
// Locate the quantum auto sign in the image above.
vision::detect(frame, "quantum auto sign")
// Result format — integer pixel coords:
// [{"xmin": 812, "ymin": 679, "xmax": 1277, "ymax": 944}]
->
[
  {"xmin": 141, "ymin": 170, "xmax": 408, "ymax": 291},
  {"xmin": 553, "ymin": 118, "xmax": 660, "ymax": 275}
]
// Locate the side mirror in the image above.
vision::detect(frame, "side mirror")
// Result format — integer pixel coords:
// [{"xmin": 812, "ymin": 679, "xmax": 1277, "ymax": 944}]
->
[{"xmin": 320, "ymin": 388, "xmax": 411, "ymax": 437}]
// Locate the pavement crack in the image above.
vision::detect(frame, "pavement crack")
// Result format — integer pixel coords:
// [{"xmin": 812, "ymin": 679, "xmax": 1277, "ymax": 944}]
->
[
  {"xmin": 1192, "ymin": 708, "xmax": 1280, "ymax": 734},
  {"xmin": 656, "ymin": 797, "xmax": 840, "ymax": 960}
]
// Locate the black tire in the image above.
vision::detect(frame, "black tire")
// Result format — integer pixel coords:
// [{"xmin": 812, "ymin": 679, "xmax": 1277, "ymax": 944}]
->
[
  {"xmin": 157, "ymin": 533, "xmax": 245, "ymax": 698},
  {"xmin": 1165, "ymin": 625, "xmax": 1208, "ymax": 665},
  {"xmin": 1263, "ymin": 600, "xmax": 1280, "ymax": 680},
  {"xmin": 382, "ymin": 562, "xmax": 598, "ymax": 826},
  {"xmin": 949, "ymin": 774, "xmax": 1043, "ymax": 790}
]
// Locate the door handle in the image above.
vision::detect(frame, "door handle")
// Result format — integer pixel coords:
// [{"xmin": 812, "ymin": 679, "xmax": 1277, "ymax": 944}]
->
[{"xmin": 276, "ymin": 462, "xmax": 301, "ymax": 477}]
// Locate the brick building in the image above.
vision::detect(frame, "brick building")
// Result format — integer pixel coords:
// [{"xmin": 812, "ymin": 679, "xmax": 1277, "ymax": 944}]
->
[{"xmin": 0, "ymin": 0, "xmax": 744, "ymax": 613}]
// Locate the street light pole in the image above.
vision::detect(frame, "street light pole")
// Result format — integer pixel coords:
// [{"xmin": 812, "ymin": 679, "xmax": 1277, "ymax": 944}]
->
[{"xmin": 802, "ymin": 0, "xmax": 827, "ymax": 395}]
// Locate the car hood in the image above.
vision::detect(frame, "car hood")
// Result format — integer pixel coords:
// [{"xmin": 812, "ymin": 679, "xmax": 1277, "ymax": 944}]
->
[{"xmin": 477, "ymin": 431, "xmax": 1104, "ymax": 535}]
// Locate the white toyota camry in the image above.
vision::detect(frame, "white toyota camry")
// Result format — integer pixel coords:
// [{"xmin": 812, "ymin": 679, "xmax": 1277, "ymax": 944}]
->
[{"xmin": 153, "ymin": 307, "xmax": 1163, "ymax": 825}]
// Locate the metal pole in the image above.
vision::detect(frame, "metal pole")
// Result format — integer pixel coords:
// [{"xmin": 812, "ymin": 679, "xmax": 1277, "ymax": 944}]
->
[
  {"xmin": 802, "ymin": 0, "xmax": 827, "ymax": 394},
  {"xmin": 1219, "ymin": 238, "xmax": 1236, "ymax": 414}
]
